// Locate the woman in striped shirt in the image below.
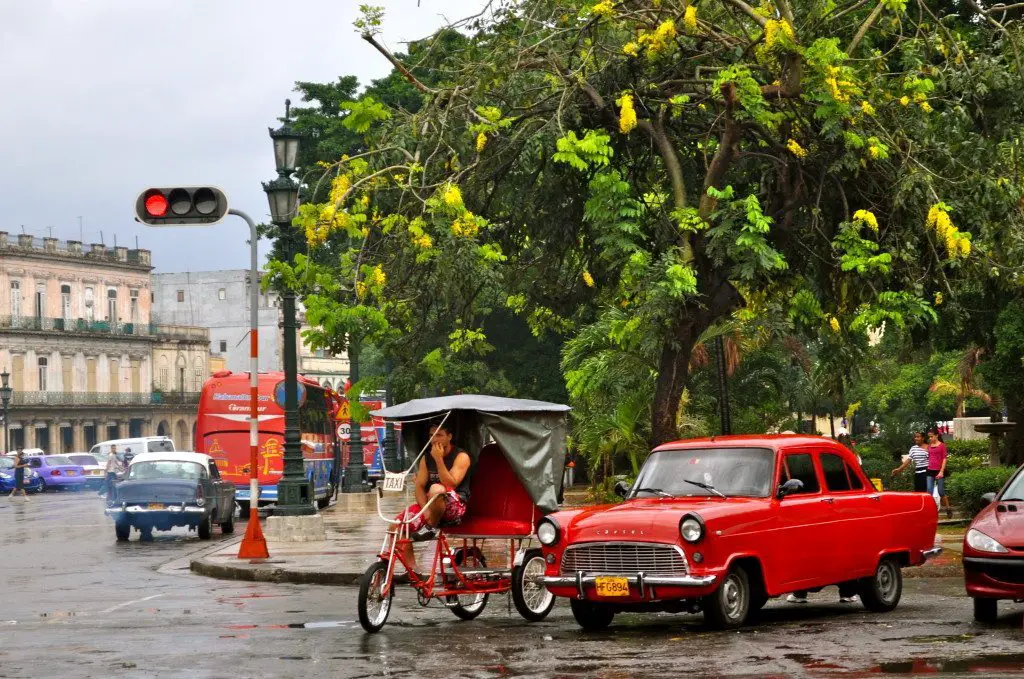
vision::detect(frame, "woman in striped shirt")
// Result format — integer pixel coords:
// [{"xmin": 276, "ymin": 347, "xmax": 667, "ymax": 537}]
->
[{"xmin": 892, "ymin": 432, "xmax": 929, "ymax": 492}]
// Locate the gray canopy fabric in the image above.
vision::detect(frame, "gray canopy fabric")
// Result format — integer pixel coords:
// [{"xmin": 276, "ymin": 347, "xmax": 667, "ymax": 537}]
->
[{"xmin": 371, "ymin": 395, "xmax": 570, "ymax": 512}]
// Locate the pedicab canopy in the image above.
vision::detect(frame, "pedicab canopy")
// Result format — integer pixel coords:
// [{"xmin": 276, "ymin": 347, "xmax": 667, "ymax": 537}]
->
[{"xmin": 371, "ymin": 395, "xmax": 570, "ymax": 512}]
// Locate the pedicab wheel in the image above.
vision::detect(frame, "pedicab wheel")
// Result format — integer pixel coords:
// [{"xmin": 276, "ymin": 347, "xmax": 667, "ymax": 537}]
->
[
  {"xmin": 569, "ymin": 598, "xmax": 614, "ymax": 631},
  {"xmin": 358, "ymin": 561, "xmax": 394, "ymax": 633},
  {"xmin": 858, "ymin": 557, "xmax": 902, "ymax": 613},
  {"xmin": 447, "ymin": 548, "xmax": 489, "ymax": 620},
  {"xmin": 512, "ymin": 548, "xmax": 555, "ymax": 622},
  {"xmin": 702, "ymin": 565, "xmax": 750, "ymax": 629},
  {"xmin": 973, "ymin": 597, "xmax": 998, "ymax": 623}
]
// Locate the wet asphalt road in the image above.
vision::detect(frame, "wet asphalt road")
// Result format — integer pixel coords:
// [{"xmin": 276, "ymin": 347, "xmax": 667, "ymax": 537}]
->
[{"xmin": 1, "ymin": 493, "xmax": 1024, "ymax": 678}]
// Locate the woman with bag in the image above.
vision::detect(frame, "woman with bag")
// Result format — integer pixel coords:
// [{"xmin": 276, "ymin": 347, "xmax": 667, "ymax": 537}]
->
[{"xmin": 926, "ymin": 429, "xmax": 952, "ymax": 519}]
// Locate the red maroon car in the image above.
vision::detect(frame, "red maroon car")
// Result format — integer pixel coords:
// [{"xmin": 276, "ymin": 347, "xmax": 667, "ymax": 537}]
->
[
  {"xmin": 539, "ymin": 435, "xmax": 941, "ymax": 630},
  {"xmin": 963, "ymin": 463, "xmax": 1024, "ymax": 622}
]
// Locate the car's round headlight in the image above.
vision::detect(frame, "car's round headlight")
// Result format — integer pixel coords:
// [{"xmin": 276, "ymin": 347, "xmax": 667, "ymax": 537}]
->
[
  {"xmin": 966, "ymin": 528, "xmax": 1008, "ymax": 554},
  {"xmin": 537, "ymin": 518, "xmax": 560, "ymax": 546},
  {"xmin": 679, "ymin": 514, "xmax": 705, "ymax": 543}
]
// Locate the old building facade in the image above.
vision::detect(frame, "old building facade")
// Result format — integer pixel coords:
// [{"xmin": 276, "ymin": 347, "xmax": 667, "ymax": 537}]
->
[{"xmin": 0, "ymin": 233, "xmax": 206, "ymax": 453}]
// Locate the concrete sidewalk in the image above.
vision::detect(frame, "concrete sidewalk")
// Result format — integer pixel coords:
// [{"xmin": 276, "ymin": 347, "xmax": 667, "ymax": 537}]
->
[{"xmin": 191, "ymin": 489, "xmax": 966, "ymax": 586}]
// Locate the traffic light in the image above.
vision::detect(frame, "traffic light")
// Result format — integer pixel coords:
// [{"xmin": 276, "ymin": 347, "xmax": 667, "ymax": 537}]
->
[{"xmin": 134, "ymin": 187, "xmax": 229, "ymax": 226}]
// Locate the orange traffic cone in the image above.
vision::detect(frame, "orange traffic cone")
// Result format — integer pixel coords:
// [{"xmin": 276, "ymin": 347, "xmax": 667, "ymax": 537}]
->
[{"xmin": 238, "ymin": 506, "xmax": 269, "ymax": 559}]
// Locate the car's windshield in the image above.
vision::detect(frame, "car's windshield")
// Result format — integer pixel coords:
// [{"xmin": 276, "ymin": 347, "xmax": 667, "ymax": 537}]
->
[
  {"xmin": 67, "ymin": 455, "xmax": 98, "ymax": 466},
  {"xmin": 0, "ymin": 457, "xmax": 13, "ymax": 469},
  {"xmin": 632, "ymin": 447, "xmax": 774, "ymax": 498},
  {"xmin": 1000, "ymin": 468, "xmax": 1024, "ymax": 500},
  {"xmin": 45, "ymin": 456, "xmax": 74, "ymax": 466},
  {"xmin": 129, "ymin": 461, "xmax": 205, "ymax": 481},
  {"xmin": 148, "ymin": 440, "xmax": 175, "ymax": 453}
]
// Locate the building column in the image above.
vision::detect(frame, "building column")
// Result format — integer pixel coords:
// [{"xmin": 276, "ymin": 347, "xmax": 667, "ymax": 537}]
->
[
  {"xmin": 143, "ymin": 419, "xmax": 154, "ymax": 437},
  {"xmin": 23, "ymin": 420, "xmax": 35, "ymax": 448},
  {"xmin": 121, "ymin": 420, "xmax": 131, "ymax": 439},
  {"xmin": 48, "ymin": 420, "xmax": 60, "ymax": 453},
  {"xmin": 72, "ymin": 420, "xmax": 85, "ymax": 452}
]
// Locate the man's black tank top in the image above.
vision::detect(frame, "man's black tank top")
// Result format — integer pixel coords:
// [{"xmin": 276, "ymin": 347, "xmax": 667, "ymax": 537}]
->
[{"xmin": 425, "ymin": 447, "xmax": 472, "ymax": 502}]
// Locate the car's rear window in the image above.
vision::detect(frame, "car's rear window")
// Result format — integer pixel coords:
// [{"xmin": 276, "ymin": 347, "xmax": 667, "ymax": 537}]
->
[
  {"xmin": 148, "ymin": 440, "xmax": 175, "ymax": 453},
  {"xmin": 129, "ymin": 461, "xmax": 204, "ymax": 481},
  {"xmin": 45, "ymin": 456, "xmax": 74, "ymax": 466},
  {"xmin": 67, "ymin": 455, "xmax": 98, "ymax": 466}
]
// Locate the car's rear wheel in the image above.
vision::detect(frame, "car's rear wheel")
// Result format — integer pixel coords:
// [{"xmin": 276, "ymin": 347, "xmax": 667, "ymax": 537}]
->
[
  {"xmin": 197, "ymin": 515, "xmax": 212, "ymax": 540},
  {"xmin": 973, "ymin": 597, "xmax": 998, "ymax": 623},
  {"xmin": 38, "ymin": 478, "xmax": 47, "ymax": 492},
  {"xmin": 858, "ymin": 557, "xmax": 902, "ymax": 612},
  {"xmin": 114, "ymin": 521, "xmax": 130, "ymax": 542},
  {"xmin": 703, "ymin": 565, "xmax": 751, "ymax": 629},
  {"xmin": 221, "ymin": 512, "xmax": 235, "ymax": 534},
  {"xmin": 569, "ymin": 598, "xmax": 615, "ymax": 631},
  {"xmin": 511, "ymin": 549, "xmax": 556, "ymax": 622}
]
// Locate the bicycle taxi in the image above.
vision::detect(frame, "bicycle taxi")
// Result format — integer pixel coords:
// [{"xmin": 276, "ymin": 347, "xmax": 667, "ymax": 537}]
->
[{"xmin": 357, "ymin": 394, "xmax": 569, "ymax": 633}]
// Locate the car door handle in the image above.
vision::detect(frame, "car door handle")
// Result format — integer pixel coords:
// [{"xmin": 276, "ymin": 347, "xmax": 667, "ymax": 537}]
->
[
  {"xmin": 820, "ymin": 498, "xmax": 834, "ymax": 504},
  {"xmin": 868, "ymin": 495, "xmax": 881, "ymax": 502}
]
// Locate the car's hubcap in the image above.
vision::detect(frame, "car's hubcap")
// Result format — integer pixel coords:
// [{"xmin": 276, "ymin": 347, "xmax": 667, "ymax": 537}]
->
[
  {"xmin": 723, "ymin": 574, "xmax": 746, "ymax": 620},
  {"xmin": 366, "ymin": 567, "xmax": 391, "ymax": 626},
  {"xmin": 877, "ymin": 562, "xmax": 897, "ymax": 602},
  {"xmin": 522, "ymin": 556, "xmax": 553, "ymax": 612}
]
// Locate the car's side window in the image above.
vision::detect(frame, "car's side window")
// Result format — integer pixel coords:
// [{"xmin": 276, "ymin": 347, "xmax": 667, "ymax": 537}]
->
[
  {"xmin": 781, "ymin": 453, "xmax": 819, "ymax": 494},
  {"xmin": 845, "ymin": 461, "xmax": 864, "ymax": 490},
  {"xmin": 820, "ymin": 453, "xmax": 852, "ymax": 492}
]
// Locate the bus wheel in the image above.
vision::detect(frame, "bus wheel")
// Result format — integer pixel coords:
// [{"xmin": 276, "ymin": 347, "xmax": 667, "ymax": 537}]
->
[
  {"xmin": 316, "ymin": 485, "xmax": 333, "ymax": 509},
  {"xmin": 238, "ymin": 501, "xmax": 250, "ymax": 516}
]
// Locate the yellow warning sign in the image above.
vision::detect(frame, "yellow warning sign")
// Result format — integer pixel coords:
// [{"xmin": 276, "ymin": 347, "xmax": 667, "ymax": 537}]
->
[{"xmin": 336, "ymin": 400, "xmax": 351, "ymax": 421}]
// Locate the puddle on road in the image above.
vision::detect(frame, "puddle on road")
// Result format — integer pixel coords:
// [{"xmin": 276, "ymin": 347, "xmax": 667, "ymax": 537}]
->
[
  {"xmin": 220, "ymin": 620, "xmax": 354, "ymax": 631},
  {"xmin": 872, "ymin": 653, "xmax": 1024, "ymax": 674}
]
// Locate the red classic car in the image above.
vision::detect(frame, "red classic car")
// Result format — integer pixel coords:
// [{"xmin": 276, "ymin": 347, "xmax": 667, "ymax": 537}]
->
[
  {"xmin": 539, "ymin": 435, "xmax": 941, "ymax": 630},
  {"xmin": 963, "ymin": 463, "xmax": 1024, "ymax": 622}
]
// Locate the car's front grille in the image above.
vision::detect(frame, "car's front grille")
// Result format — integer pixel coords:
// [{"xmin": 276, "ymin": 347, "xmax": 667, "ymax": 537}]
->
[{"xmin": 561, "ymin": 542, "xmax": 688, "ymax": 575}]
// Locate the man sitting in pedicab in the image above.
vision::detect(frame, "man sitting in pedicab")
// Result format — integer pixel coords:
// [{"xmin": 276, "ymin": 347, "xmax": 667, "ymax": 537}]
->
[{"xmin": 395, "ymin": 420, "xmax": 473, "ymax": 577}]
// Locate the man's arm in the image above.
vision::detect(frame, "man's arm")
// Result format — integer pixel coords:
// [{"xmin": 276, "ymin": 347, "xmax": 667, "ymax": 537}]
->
[
  {"xmin": 434, "ymin": 451, "xmax": 471, "ymax": 490},
  {"xmin": 414, "ymin": 458, "xmax": 429, "ymax": 506}
]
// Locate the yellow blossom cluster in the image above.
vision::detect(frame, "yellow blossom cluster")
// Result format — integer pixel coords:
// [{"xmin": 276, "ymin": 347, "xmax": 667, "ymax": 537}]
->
[
  {"xmin": 899, "ymin": 96, "xmax": 910, "ymax": 106},
  {"xmin": 305, "ymin": 205, "xmax": 353, "ymax": 247},
  {"xmin": 367, "ymin": 265, "xmax": 386, "ymax": 289},
  {"xmin": 622, "ymin": 41, "xmax": 640, "ymax": 57},
  {"xmin": 683, "ymin": 5, "xmax": 697, "ymax": 32},
  {"xmin": 829, "ymin": 316, "xmax": 841, "ymax": 333},
  {"xmin": 825, "ymin": 66, "xmax": 854, "ymax": 103},
  {"xmin": 591, "ymin": 0, "xmax": 614, "ymax": 17},
  {"xmin": 442, "ymin": 184, "xmax": 463, "ymax": 209},
  {"xmin": 476, "ymin": 132, "xmax": 488, "ymax": 153},
  {"xmin": 355, "ymin": 281, "xmax": 368, "ymax": 300},
  {"xmin": 920, "ymin": 101, "xmax": 933, "ymax": 113},
  {"xmin": 764, "ymin": 18, "xmax": 794, "ymax": 49},
  {"xmin": 786, "ymin": 139, "xmax": 807, "ymax": 158},
  {"xmin": 853, "ymin": 209, "xmax": 879, "ymax": 231},
  {"xmin": 329, "ymin": 174, "xmax": 352, "ymax": 205},
  {"xmin": 927, "ymin": 203, "xmax": 971, "ymax": 258},
  {"xmin": 638, "ymin": 20, "xmax": 676, "ymax": 55},
  {"xmin": 582, "ymin": 271, "xmax": 595, "ymax": 288},
  {"xmin": 617, "ymin": 93, "xmax": 637, "ymax": 134},
  {"xmin": 408, "ymin": 217, "xmax": 433, "ymax": 250},
  {"xmin": 860, "ymin": 101, "xmax": 875, "ymax": 116},
  {"xmin": 451, "ymin": 212, "xmax": 480, "ymax": 238},
  {"xmin": 934, "ymin": 292, "xmax": 944, "ymax": 306}
]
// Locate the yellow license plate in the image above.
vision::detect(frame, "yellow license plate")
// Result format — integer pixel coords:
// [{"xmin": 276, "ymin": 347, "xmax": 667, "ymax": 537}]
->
[
  {"xmin": 594, "ymin": 576, "xmax": 630, "ymax": 597},
  {"xmin": 66, "ymin": 471, "xmax": 76, "ymax": 476},
  {"xmin": 148, "ymin": 503, "xmax": 166, "ymax": 509}
]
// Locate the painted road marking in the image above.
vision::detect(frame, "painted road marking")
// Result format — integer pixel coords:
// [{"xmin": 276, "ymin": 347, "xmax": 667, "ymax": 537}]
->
[{"xmin": 98, "ymin": 593, "xmax": 164, "ymax": 615}]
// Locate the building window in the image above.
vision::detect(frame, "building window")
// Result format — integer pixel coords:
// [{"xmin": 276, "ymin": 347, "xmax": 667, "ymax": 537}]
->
[
  {"xmin": 60, "ymin": 284, "xmax": 72, "ymax": 320},
  {"xmin": 38, "ymin": 357, "xmax": 48, "ymax": 391},
  {"xmin": 107, "ymin": 288, "xmax": 118, "ymax": 322},
  {"xmin": 35, "ymin": 284, "xmax": 45, "ymax": 319},
  {"xmin": 10, "ymin": 281, "xmax": 21, "ymax": 319},
  {"xmin": 84, "ymin": 286, "xmax": 94, "ymax": 322},
  {"xmin": 176, "ymin": 290, "xmax": 185, "ymax": 303},
  {"xmin": 219, "ymin": 340, "xmax": 227, "ymax": 353},
  {"xmin": 150, "ymin": 291, "xmax": 155, "ymax": 303},
  {"xmin": 218, "ymin": 288, "xmax": 226, "ymax": 300},
  {"xmin": 129, "ymin": 289, "xmax": 139, "ymax": 323}
]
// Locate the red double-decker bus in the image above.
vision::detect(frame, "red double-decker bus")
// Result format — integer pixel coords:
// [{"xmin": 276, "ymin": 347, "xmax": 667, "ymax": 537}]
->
[{"xmin": 194, "ymin": 370, "xmax": 341, "ymax": 508}]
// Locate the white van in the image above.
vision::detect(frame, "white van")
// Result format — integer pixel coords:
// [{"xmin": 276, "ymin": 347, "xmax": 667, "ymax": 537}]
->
[{"xmin": 90, "ymin": 437, "xmax": 175, "ymax": 463}]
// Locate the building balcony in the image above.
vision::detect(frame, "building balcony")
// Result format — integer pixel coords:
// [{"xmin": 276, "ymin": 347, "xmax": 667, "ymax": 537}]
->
[
  {"xmin": 10, "ymin": 391, "xmax": 200, "ymax": 407},
  {"xmin": 0, "ymin": 316, "xmax": 207, "ymax": 343}
]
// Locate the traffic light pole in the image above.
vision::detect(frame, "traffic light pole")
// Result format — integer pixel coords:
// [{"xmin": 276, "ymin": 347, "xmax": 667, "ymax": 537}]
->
[{"xmin": 230, "ymin": 208, "xmax": 269, "ymax": 559}]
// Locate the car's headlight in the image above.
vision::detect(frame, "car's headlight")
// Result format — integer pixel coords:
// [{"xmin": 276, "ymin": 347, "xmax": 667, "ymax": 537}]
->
[
  {"xmin": 680, "ymin": 514, "xmax": 705, "ymax": 543},
  {"xmin": 537, "ymin": 517, "xmax": 560, "ymax": 546},
  {"xmin": 966, "ymin": 528, "xmax": 1009, "ymax": 554}
]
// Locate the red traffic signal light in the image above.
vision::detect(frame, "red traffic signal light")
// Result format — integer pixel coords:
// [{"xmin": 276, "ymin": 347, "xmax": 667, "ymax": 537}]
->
[{"xmin": 135, "ymin": 187, "xmax": 229, "ymax": 226}]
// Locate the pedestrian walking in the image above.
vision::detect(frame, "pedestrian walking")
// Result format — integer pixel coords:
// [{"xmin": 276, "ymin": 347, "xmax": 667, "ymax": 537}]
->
[
  {"xmin": 100, "ymin": 444, "xmax": 120, "ymax": 498},
  {"xmin": 926, "ymin": 429, "xmax": 953, "ymax": 519},
  {"xmin": 891, "ymin": 432, "xmax": 929, "ymax": 492},
  {"xmin": 8, "ymin": 447, "xmax": 29, "ymax": 500}
]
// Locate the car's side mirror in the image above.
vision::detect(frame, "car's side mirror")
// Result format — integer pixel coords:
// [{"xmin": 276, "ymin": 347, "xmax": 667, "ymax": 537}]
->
[
  {"xmin": 981, "ymin": 492, "xmax": 997, "ymax": 506},
  {"xmin": 613, "ymin": 480, "xmax": 631, "ymax": 498},
  {"xmin": 777, "ymin": 478, "xmax": 804, "ymax": 500}
]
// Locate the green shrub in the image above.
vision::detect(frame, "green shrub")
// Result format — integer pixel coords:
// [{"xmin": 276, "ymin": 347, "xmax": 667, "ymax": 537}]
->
[
  {"xmin": 947, "ymin": 466, "xmax": 1016, "ymax": 517},
  {"xmin": 861, "ymin": 456, "xmax": 913, "ymax": 492},
  {"xmin": 946, "ymin": 439, "xmax": 991, "ymax": 458}
]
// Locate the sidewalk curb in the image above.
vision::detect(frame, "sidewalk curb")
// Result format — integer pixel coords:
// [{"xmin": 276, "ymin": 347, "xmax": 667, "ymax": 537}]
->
[{"xmin": 189, "ymin": 557, "xmax": 364, "ymax": 586}]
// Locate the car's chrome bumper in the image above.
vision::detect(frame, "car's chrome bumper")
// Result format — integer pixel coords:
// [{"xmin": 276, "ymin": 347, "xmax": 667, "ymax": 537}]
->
[
  {"xmin": 105, "ymin": 505, "xmax": 206, "ymax": 515},
  {"xmin": 922, "ymin": 547, "xmax": 943, "ymax": 560},
  {"xmin": 542, "ymin": 572, "xmax": 717, "ymax": 591}
]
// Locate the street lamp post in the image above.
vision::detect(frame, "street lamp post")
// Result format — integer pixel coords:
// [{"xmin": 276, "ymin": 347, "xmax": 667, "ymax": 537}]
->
[
  {"xmin": 0, "ymin": 370, "xmax": 12, "ymax": 455},
  {"xmin": 263, "ymin": 100, "xmax": 316, "ymax": 516},
  {"xmin": 342, "ymin": 340, "xmax": 367, "ymax": 492}
]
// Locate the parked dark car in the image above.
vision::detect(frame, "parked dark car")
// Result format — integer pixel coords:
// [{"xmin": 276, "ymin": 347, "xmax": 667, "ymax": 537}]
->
[
  {"xmin": 964, "ymin": 463, "xmax": 1024, "ymax": 622},
  {"xmin": 104, "ymin": 451, "xmax": 235, "ymax": 541}
]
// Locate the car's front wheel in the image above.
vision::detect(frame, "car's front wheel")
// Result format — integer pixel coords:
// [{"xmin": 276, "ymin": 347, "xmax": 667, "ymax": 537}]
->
[
  {"xmin": 973, "ymin": 597, "xmax": 998, "ymax": 623},
  {"xmin": 197, "ymin": 514, "xmax": 212, "ymax": 540},
  {"xmin": 221, "ymin": 512, "xmax": 235, "ymax": 534},
  {"xmin": 511, "ymin": 549, "xmax": 556, "ymax": 622},
  {"xmin": 569, "ymin": 598, "xmax": 615, "ymax": 631},
  {"xmin": 859, "ymin": 557, "xmax": 902, "ymax": 612},
  {"xmin": 703, "ymin": 565, "xmax": 751, "ymax": 629}
]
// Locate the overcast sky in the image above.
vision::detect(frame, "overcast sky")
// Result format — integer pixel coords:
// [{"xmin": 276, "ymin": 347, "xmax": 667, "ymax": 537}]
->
[{"xmin": 0, "ymin": 1, "xmax": 485, "ymax": 274}]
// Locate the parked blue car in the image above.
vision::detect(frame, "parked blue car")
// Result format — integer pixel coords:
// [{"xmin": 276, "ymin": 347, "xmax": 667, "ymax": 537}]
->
[
  {"xmin": 26, "ymin": 455, "xmax": 88, "ymax": 491},
  {"xmin": 0, "ymin": 456, "xmax": 43, "ymax": 493}
]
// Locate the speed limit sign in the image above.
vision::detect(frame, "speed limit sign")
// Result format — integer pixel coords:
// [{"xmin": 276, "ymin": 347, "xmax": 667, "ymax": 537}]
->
[{"xmin": 337, "ymin": 423, "xmax": 351, "ymax": 440}]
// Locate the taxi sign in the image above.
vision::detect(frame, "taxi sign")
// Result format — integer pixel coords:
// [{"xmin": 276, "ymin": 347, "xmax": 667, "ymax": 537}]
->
[{"xmin": 382, "ymin": 471, "xmax": 406, "ymax": 492}]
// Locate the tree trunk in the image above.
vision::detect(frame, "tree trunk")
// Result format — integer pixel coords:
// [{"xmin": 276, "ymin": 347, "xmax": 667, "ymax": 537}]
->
[
  {"xmin": 1004, "ymin": 392, "xmax": 1024, "ymax": 466},
  {"xmin": 829, "ymin": 413, "xmax": 836, "ymax": 439}
]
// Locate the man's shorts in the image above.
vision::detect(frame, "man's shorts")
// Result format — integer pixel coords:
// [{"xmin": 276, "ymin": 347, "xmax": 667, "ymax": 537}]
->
[{"xmin": 396, "ymin": 490, "xmax": 467, "ymax": 532}]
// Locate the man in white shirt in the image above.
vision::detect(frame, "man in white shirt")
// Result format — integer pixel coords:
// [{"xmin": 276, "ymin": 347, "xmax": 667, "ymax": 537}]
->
[{"xmin": 100, "ymin": 445, "xmax": 120, "ymax": 498}]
